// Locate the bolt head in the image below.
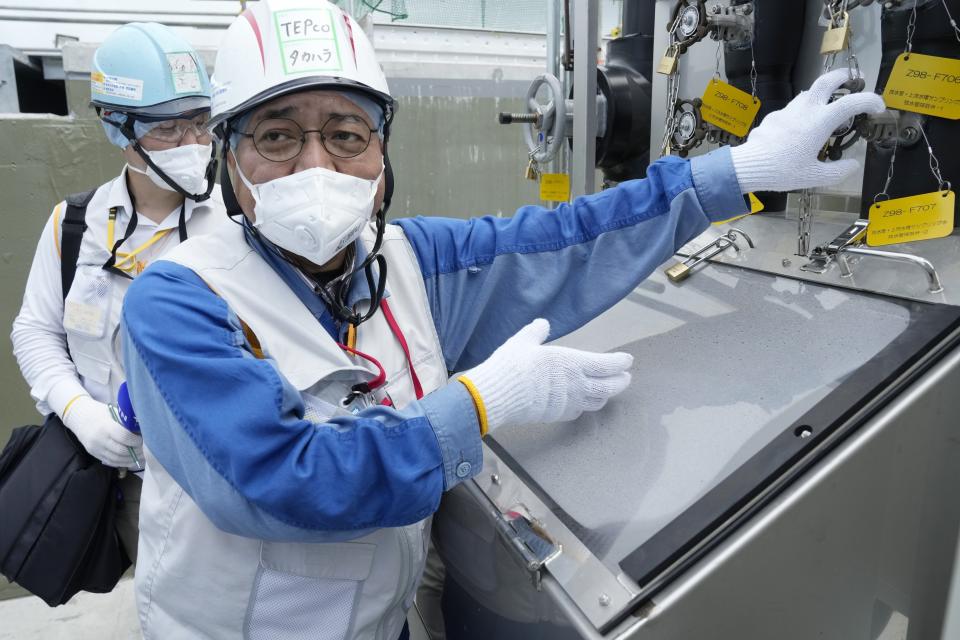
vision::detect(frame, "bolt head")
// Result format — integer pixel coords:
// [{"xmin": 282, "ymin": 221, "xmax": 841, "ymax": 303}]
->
[
  {"xmin": 599, "ymin": 593, "xmax": 611, "ymax": 607},
  {"xmin": 491, "ymin": 474, "xmax": 501, "ymax": 485},
  {"xmin": 782, "ymin": 258, "xmax": 792, "ymax": 267}
]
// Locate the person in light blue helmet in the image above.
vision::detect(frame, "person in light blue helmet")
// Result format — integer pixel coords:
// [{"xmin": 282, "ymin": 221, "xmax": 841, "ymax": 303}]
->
[{"xmin": 10, "ymin": 22, "xmax": 227, "ymax": 567}]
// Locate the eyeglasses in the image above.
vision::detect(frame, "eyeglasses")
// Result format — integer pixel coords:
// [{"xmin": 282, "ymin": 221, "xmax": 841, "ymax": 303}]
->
[
  {"xmin": 238, "ymin": 116, "xmax": 378, "ymax": 162},
  {"xmin": 141, "ymin": 115, "xmax": 212, "ymax": 144}
]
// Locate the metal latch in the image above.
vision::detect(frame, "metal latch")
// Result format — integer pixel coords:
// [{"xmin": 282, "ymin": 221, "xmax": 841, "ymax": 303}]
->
[
  {"xmin": 665, "ymin": 227, "xmax": 755, "ymax": 283},
  {"xmin": 462, "ymin": 481, "xmax": 560, "ymax": 589},
  {"xmin": 800, "ymin": 219, "xmax": 943, "ymax": 293},
  {"xmin": 800, "ymin": 219, "xmax": 867, "ymax": 273}
]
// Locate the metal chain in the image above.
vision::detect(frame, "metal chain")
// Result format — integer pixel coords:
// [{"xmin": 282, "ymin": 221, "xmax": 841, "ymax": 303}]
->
[
  {"xmin": 872, "ymin": 0, "xmax": 916, "ymax": 204},
  {"xmin": 873, "ymin": 123, "xmax": 952, "ymax": 203},
  {"xmin": 660, "ymin": 11, "xmax": 685, "ymax": 158},
  {"xmin": 919, "ymin": 126, "xmax": 951, "ymax": 192},
  {"xmin": 749, "ymin": 35, "xmax": 758, "ymax": 100},
  {"xmin": 798, "ymin": 189, "xmax": 813, "ymax": 256},
  {"xmin": 905, "ymin": 0, "xmax": 918, "ymax": 54},
  {"xmin": 843, "ymin": 0, "xmax": 859, "ymax": 79},
  {"xmin": 847, "ymin": 52, "xmax": 861, "ymax": 80},
  {"xmin": 941, "ymin": 0, "xmax": 960, "ymax": 43},
  {"xmin": 661, "ymin": 63, "xmax": 682, "ymax": 156},
  {"xmin": 873, "ymin": 122, "xmax": 900, "ymax": 203},
  {"xmin": 714, "ymin": 39, "xmax": 723, "ymax": 79}
]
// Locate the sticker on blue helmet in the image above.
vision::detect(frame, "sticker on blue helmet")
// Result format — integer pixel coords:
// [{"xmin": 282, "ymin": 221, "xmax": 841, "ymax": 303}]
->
[
  {"xmin": 91, "ymin": 70, "xmax": 144, "ymax": 102},
  {"xmin": 167, "ymin": 52, "xmax": 203, "ymax": 94}
]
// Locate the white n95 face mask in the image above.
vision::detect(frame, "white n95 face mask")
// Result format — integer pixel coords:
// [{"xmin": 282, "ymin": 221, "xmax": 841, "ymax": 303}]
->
[
  {"xmin": 234, "ymin": 162, "xmax": 382, "ymax": 267},
  {"xmin": 128, "ymin": 143, "xmax": 213, "ymax": 194}
]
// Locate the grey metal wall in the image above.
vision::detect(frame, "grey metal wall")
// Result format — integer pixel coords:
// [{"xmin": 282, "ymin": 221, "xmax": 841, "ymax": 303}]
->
[
  {"xmin": 1, "ymin": 79, "xmax": 123, "ymax": 437},
  {"xmin": 0, "ymin": 85, "xmax": 538, "ymax": 446}
]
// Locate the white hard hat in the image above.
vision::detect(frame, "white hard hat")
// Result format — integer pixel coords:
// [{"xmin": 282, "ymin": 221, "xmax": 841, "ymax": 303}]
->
[{"xmin": 209, "ymin": 0, "xmax": 393, "ymax": 133}]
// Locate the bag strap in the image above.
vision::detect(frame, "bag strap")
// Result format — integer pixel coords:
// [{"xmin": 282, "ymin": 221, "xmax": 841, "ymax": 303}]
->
[{"xmin": 60, "ymin": 189, "xmax": 96, "ymax": 300}]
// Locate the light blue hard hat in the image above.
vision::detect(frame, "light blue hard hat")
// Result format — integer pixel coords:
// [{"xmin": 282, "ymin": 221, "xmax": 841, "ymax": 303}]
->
[{"xmin": 91, "ymin": 22, "xmax": 211, "ymax": 119}]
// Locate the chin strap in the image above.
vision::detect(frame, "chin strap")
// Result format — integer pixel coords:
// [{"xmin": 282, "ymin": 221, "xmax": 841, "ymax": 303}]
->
[
  {"xmin": 101, "ymin": 175, "xmax": 188, "ymax": 279},
  {"xmin": 105, "ymin": 115, "xmax": 217, "ymax": 202},
  {"xmin": 320, "ymin": 209, "xmax": 388, "ymax": 327},
  {"xmin": 219, "ymin": 141, "xmax": 389, "ymax": 328}
]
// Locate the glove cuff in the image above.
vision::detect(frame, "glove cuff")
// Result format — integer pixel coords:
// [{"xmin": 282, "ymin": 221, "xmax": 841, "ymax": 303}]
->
[
  {"xmin": 456, "ymin": 376, "xmax": 489, "ymax": 437},
  {"xmin": 729, "ymin": 143, "xmax": 778, "ymax": 195},
  {"xmin": 47, "ymin": 378, "xmax": 90, "ymax": 418},
  {"xmin": 461, "ymin": 362, "xmax": 527, "ymax": 432}
]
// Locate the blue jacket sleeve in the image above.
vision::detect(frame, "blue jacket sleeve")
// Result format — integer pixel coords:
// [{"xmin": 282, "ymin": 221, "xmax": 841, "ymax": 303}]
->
[
  {"xmin": 395, "ymin": 148, "xmax": 747, "ymax": 372},
  {"xmin": 121, "ymin": 261, "xmax": 481, "ymax": 541}
]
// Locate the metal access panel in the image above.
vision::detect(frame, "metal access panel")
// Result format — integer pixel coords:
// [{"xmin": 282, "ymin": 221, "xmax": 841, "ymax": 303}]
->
[{"xmin": 432, "ymin": 262, "xmax": 960, "ymax": 640}]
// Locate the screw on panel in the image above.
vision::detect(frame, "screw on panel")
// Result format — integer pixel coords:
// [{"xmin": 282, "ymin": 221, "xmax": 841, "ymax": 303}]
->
[
  {"xmin": 782, "ymin": 258, "xmax": 792, "ymax": 267},
  {"xmin": 491, "ymin": 474, "xmax": 501, "ymax": 485},
  {"xmin": 598, "ymin": 593, "xmax": 611, "ymax": 607}
]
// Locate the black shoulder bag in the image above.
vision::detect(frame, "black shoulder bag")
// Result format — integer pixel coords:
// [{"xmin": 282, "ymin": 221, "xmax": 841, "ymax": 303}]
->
[{"xmin": 0, "ymin": 189, "xmax": 132, "ymax": 606}]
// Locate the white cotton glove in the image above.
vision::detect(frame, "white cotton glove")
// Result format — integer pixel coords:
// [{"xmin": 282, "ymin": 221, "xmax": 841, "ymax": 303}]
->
[
  {"xmin": 730, "ymin": 68, "xmax": 886, "ymax": 194},
  {"xmin": 62, "ymin": 396, "xmax": 144, "ymax": 470},
  {"xmin": 460, "ymin": 319, "xmax": 633, "ymax": 432}
]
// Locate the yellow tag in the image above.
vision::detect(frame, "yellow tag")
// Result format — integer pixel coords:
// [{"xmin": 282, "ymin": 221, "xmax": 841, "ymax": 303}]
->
[
  {"xmin": 700, "ymin": 78, "xmax": 762, "ymax": 138},
  {"xmin": 867, "ymin": 190, "xmax": 955, "ymax": 246},
  {"xmin": 882, "ymin": 53, "xmax": 960, "ymax": 120},
  {"xmin": 712, "ymin": 192, "xmax": 764, "ymax": 225},
  {"xmin": 539, "ymin": 173, "xmax": 571, "ymax": 201}
]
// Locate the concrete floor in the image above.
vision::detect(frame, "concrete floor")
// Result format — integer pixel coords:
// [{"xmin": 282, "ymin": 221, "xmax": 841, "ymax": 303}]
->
[
  {"xmin": 0, "ymin": 578, "xmax": 432, "ymax": 640},
  {"xmin": 0, "ymin": 579, "xmax": 140, "ymax": 640}
]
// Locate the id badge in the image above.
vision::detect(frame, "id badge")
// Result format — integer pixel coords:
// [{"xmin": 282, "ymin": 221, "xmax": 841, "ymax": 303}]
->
[
  {"xmin": 63, "ymin": 301, "xmax": 107, "ymax": 338},
  {"xmin": 63, "ymin": 268, "xmax": 114, "ymax": 339}
]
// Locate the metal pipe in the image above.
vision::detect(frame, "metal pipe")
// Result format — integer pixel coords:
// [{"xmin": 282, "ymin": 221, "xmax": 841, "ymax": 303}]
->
[
  {"xmin": 546, "ymin": 0, "xmax": 562, "ymax": 179},
  {"xmin": 572, "ymin": 0, "xmax": 598, "ymax": 198},
  {"xmin": 838, "ymin": 246, "xmax": 944, "ymax": 293},
  {"xmin": 540, "ymin": 573, "xmax": 606, "ymax": 640},
  {"xmin": 546, "ymin": 0, "xmax": 562, "ymax": 79}
]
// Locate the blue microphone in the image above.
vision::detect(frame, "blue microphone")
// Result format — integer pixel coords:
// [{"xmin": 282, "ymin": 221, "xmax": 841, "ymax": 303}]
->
[
  {"xmin": 108, "ymin": 382, "xmax": 142, "ymax": 473},
  {"xmin": 116, "ymin": 382, "xmax": 140, "ymax": 435}
]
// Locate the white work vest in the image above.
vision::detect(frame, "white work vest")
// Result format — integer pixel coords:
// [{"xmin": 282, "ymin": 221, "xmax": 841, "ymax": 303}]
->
[
  {"xmin": 136, "ymin": 221, "xmax": 450, "ymax": 640},
  {"xmin": 62, "ymin": 182, "xmax": 227, "ymax": 405}
]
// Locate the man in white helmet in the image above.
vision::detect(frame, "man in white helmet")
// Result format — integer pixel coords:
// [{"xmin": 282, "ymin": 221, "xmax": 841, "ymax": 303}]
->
[
  {"xmin": 119, "ymin": 0, "xmax": 885, "ymax": 637},
  {"xmin": 11, "ymin": 22, "xmax": 225, "ymax": 566}
]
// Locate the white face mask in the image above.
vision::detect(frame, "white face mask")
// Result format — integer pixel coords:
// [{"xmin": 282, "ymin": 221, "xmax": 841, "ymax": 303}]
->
[
  {"xmin": 233, "ymin": 160, "xmax": 382, "ymax": 267},
  {"xmin": 128, "ymin": 143, "xmax": 212, "ymax": 195}
]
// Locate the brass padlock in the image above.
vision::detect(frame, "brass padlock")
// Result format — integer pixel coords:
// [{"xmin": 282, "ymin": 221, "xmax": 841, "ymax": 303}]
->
[
  {"xmin": 524, "ymin": 158, "xmax": 540, "ymax": 181},
  {"xmin": 664, "ymin": 262, "xmax": 692, "ymax": 283},
  {"xmin": 820, "ymin": 11, "xmax": 851, "ymax": 54},
  {"xmin": 657, "ymin": 46, "xmax": 679, "ymax": 75}
]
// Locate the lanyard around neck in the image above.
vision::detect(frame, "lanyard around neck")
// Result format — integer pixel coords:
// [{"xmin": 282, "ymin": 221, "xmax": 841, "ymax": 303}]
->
[
  {"xmin": 103, "ymin": 203, "xmax": 186, "ymax": 277},
  {"xmin": 340, "ymin": 298, "xmax": 424, "ymax": 407}
]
